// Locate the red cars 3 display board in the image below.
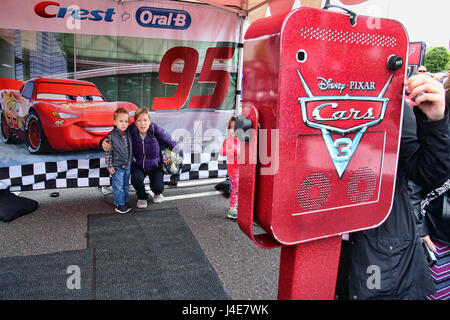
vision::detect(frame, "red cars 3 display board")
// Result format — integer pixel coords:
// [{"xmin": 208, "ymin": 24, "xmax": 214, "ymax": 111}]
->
[
  {"xmin": 1, "ymin": 78, "xmax": 138, "ymax": 153},
  {"xmin": 240, "ymin": 7, "xmax": 408, "ymax": 245}
]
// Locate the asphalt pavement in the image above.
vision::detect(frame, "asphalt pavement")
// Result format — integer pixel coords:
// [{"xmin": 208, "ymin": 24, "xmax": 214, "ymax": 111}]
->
[{"xmin": 0, "ymin": 179, "xmax": 280, "ymax": 300}]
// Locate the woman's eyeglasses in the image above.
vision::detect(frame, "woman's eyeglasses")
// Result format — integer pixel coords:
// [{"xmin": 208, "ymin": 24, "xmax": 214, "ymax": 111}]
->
[{"xmin": 418, "ymin": 70, "xmax": 426, "ymax": 73}]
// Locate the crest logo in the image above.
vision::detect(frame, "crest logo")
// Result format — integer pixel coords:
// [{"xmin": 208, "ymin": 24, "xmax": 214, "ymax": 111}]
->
[{"xmin": 297, "ymin": 69, "xmax": 392, "ymax": 178}]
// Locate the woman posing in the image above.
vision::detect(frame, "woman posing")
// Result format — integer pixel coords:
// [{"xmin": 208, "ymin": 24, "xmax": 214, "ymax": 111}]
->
[{"xmin": 103, "ymin": 107, "xmax": 182, "ymax": 208}]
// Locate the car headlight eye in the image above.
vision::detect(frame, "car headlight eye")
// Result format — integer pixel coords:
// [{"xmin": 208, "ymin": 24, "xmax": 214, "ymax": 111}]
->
[{"xmin": 51, "ymin": 111, "xmax": 78, "ymax": 119}]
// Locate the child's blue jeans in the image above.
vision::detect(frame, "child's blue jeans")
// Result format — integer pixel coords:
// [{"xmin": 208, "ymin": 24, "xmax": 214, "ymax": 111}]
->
[{"xmin": 111, "ymin": 167, "xmax": 131, "ymax": 206}]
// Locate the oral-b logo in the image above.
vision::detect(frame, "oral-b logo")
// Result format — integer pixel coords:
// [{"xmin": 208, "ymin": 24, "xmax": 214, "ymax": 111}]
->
[{"xmin": 136, "ymin": 7, "xmax": 191, "ymax": 30}]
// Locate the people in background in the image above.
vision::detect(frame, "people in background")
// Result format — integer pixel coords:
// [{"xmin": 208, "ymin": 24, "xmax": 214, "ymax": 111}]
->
[
  {"xmin": 417, "ymin": 65, "xmax": 427, "ymax": 75},
  {"xmin": 444, "ymin": 69, "xmax": 450, "ymax": 91}
]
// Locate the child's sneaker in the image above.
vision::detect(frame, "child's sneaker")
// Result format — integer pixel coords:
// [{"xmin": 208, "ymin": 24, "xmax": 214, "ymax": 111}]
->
[
  {"xmin": 153, "ymin": 194, "xmax": 164, "ymax": 203},
  {"xmin": 227, "ymin": 207, "xmax": 237, "ymax": 219},
  {"xmin": 115, "ymin": 204, "xmax": 131, "ymax": 214},
  {"xmin": 137, "ymin": 199, "xmax": 148, "ymax": 209}
]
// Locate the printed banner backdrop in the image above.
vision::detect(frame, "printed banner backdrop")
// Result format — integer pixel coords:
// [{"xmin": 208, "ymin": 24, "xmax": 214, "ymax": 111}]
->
[
  {"xmin": 0, "ymin": 0, "xmax": 240, "ymax": 190},
  {"xmin": 407, "ymin": 41, "xmax": 426, "ymax": 76}
]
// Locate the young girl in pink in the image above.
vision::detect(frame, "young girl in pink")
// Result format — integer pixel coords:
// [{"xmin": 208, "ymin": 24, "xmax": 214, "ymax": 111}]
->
[{"xmin": 220, "ymin": 116, "xmax": 240, "ymax": 219}]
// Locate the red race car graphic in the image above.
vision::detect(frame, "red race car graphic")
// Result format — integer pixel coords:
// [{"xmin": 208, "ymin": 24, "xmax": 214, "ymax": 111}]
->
[{"xmin": 0, "ymin": 77, "xmax": 137, "ymax": 153}]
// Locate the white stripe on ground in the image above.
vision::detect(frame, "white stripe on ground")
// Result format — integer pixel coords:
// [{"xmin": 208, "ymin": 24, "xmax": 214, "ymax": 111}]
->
[{"xmin": 162, "ymin": 191, "xmax": 224, "ymax": 201}]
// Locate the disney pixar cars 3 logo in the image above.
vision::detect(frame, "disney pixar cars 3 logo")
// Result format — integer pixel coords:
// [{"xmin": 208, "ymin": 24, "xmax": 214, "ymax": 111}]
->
[
  {"xmin": 136, "ymin": 7, "xmax": 191, "ymax": 30},
  {"xmin": 297, "ymin": 69, "xmax": 393, "ymax": 178}
]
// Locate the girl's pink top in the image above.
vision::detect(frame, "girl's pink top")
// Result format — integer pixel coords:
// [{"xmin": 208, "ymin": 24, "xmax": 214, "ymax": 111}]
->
[{"xmin": 220, "ymin": 136, "xmax": 240, "ymax": 176}]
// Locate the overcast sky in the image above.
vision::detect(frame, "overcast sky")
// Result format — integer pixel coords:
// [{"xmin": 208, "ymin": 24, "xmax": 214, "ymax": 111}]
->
[{"xmin": 331, "ymin": 0, "xmax": 449, "ymax": 49}]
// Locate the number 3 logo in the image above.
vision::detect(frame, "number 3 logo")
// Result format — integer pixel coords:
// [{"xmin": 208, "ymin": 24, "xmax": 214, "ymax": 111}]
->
[
  {"xmin": 334, "ymin": 137, "xmax": 353, "ymax": 162},
  {"xmin": 152, "ymin": 46, "xmax": 235, "ymax": 110}
]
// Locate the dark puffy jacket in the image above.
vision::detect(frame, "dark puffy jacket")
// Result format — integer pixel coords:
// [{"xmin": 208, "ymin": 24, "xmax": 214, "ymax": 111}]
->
[
  {"xmin": 129, "ymin": 122, "xmax": 179, "ymax": 173},
  {"xmin": 107, "ymin": 128, "xmax": 132, "ymax": 169},
  {"xmin": 348, "ymin": 102, "xmax": 450, "ymax": 300}
]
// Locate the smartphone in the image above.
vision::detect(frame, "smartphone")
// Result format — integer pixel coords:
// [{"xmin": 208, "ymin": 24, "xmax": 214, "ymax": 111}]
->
[{"xmin": 423, "ymin": 242, "xmax": 437, "ymax": 267}]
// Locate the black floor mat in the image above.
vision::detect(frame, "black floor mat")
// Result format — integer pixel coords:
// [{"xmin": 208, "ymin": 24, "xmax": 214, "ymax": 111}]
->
[
  {"xmin": 88, "ymin": 208, "xmax": 231, "ymax": 300},
  {"xmin": 0, "ymin": 249, "xmax": 94, "ymax": 300},
  {"xmin": 0, "ymin": 208, "xmax": 230, "ymax": 300}
]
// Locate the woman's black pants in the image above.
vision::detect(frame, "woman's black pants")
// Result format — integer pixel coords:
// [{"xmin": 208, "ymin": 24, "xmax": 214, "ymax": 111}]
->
[{"xmin": 130, "ymin": 164, "xmax": 165, "ymax": 200}]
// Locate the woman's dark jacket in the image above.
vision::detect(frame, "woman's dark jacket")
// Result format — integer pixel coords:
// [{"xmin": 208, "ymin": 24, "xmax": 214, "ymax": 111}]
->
[
  {"xmin": 128, "ymin": 122, "xmax": 179, "ymax": 173},
  {"xmin": 410, "ymin": 171, "xmax": 450, "ymax": 246},
  {"xmin": 424, "ymin": 189, "xmax": 450, "ymax": 246},
  {"xmin": 348, "ymin": 102, "xmax": 450, "ymax": 299}
]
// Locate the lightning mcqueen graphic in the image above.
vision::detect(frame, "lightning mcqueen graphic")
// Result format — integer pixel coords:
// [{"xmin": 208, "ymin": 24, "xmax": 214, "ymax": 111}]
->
[{"xmin": 0, "ymin": 77, "xmax": 138, "ymax": 153}]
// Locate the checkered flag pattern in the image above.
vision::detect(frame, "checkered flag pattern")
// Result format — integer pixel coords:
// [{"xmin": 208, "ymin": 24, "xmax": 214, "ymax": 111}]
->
[{"xmin": 0, "ymin": 153, "xmax": 228, "ymax": 191}]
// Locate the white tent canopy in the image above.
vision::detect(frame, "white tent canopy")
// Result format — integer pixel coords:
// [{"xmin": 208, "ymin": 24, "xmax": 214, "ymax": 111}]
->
[{"xmin": 116, "ymin": 0, "xmax": 368, "ymax": 22}]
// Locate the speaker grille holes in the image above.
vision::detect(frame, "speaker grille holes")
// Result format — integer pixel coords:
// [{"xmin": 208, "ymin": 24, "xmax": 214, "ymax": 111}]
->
[
  {"xmin": 298, "ymin": 26, "xmax": 397, "ymax": 47},
  {"xmin": 298, "ymin": 172, "xmax": 331, "ymax": 210},
  {"xmin": 348, "ymin": 167, "xmax": 376, "ymax": 203}
]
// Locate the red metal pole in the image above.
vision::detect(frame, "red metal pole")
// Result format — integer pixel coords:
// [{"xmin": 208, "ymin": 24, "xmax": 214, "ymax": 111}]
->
[{"xmin": 277, "ymin": 235, "xmax": 342, "ymax": 300}]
